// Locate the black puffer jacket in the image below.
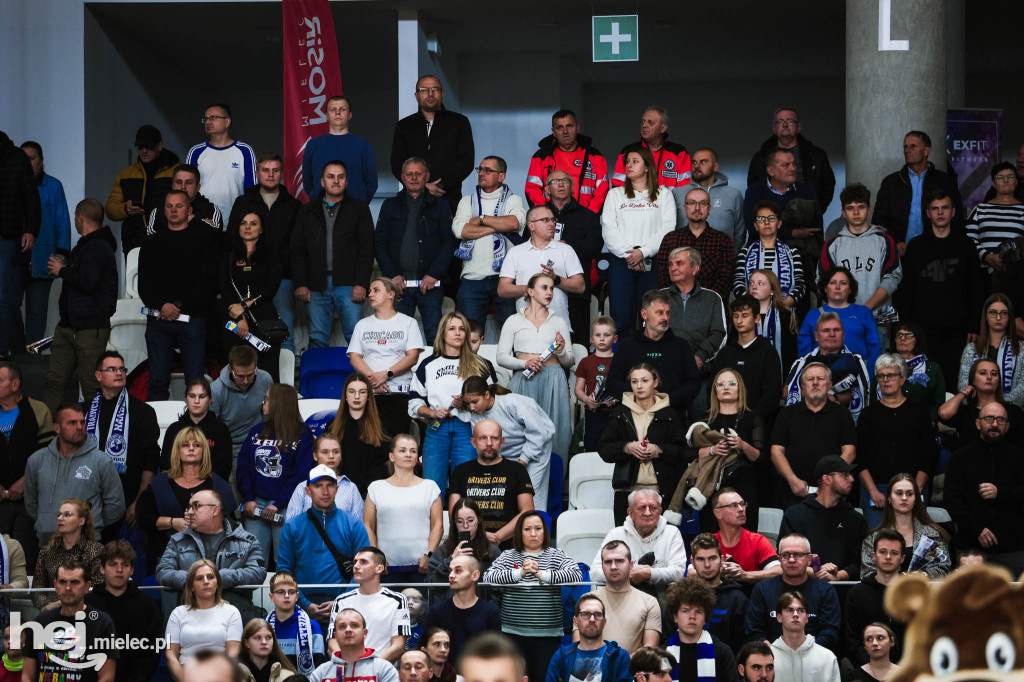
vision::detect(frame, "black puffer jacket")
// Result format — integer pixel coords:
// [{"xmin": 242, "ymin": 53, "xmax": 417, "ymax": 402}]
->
[
  {"xmin": 57, "ymin": 225, "xmax": 118, "ymax": 330},
  {"xmin": 0, "ymin": 130, "xmax": 41, "ymax": 240}
]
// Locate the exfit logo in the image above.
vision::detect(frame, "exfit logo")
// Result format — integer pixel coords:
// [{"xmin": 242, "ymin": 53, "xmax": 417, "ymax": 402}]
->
[{"xmin": 10, "ymin": 611, "xmax": 107, "ymax": 671}]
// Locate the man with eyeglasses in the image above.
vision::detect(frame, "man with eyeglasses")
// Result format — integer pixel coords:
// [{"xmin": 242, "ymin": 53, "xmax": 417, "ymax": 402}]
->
[
  {"xmin": 873, "ymin": 130, "xmax": 964, "ymax": 255},
  {"xmin": 580, "ymin": 541, "xmax": 660, "ymax": 654},
  {"xmin": 654, "ymin": 187, "xmax": 734, "ymax": 299},
  {"xmin": 541, "ymin": 169, "xmax": 603, "ymax": 336},
  {"xmin": 547, "ymin": 594, "xmax": 631, "ymax": 682},
  {"xmin": 710, "ymin": 490, "xmax": 781, "ymax": 585},
  {"xmin": 741, "ymin": 148, "xmax": 823, "ymax": 256},
  {"xmin": 452, "ymin": 156, "xmax": 527, "ymax": 329},
  {"xmin": 745, "ymin": 533, "xmax": 840, "ymax": 651},
  {"xmin": 145, "ymin": 164, "xmax": 221, "ymax": 235},
  {"xmin": 421, "ymin": 555, "xmax": 500, "ymax": 662},
  {"xmin": 303, "ymin": 95, "xmax": 378, "ymax": 202},
  {"xmin": 784, "ymin": 315, "xmax": 870, "ymax": 422},
  {"xmin": 212, "ymin": 344, "xmax": 274, "ymax": 456},
  {"xmin": 104, "ymin": 124, "xmax": 180, "ymax": 256},
  {"xmin": 676, "ymin": 148, "xmax": 746, "ymax": 256},
  {"xmin": 525, "ymin": 109, "xmax": 609, "ymax": 213},
  {"xmin": 841, "ymin": 529, "xmax": 906, "ymax": 667},
  {"xmin": 945, "ymin": 401, "xmax": 1024, "ymax": 576},
  {"xmin": 747, "ymin": 108, "xmax": 836, "ymax": 212},
  {"xmin": 391, "ymin": 75, "xmax": 475, "ymax": 215},
  {"xmin": 498, "ymin": 205, "xmax": 586, "ymax": 336},
  {"xmin": 779, "ymin": 456, "xmax": 866, "ymax": 583},
  {"xmin": 156, "ymin": 488, "xmax": 266, "ymax": 620},
  {"xmin": 185, "ymin": 103, "xmax": 257, "ymax": 222}
]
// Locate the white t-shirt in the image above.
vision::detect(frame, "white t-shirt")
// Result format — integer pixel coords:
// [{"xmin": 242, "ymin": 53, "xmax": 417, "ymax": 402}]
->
[
  {"xmin": 499, "ymin": 239, "xmax": 584, "ymax": 333},
  {"xmin": 185, "ymin": 141, "xmax": 258, "ymax": 221},
  {"xmin": 367, "ymin": 478, "xmax": 440, "ymax": 565},
  {"xmin": 166, "ymin": 603, "xmax": 243, "ymax": 664},
  {"xmin": 452, "ymin": 187, "xmax": 528, "ymax": 280},
  {"xmin": 347, "ymin": 313, "xmax": 424, "ymax": 391},
  {"xmin": 326, "ymin": 587, "xmax": 411, "ymax": 651}
]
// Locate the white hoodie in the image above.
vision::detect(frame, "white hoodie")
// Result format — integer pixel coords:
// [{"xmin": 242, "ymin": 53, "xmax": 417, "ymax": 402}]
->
[
  {"xmin": 771, "ymin": 634, "xmax": 841, "ymax": 682},
  {"xmin": 588, "ymin": 515, "xmax": 687, "ymax": 585}
]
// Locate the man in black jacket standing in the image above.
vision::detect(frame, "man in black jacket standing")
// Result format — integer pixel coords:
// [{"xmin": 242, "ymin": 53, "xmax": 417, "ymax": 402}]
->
[
  {"xmin": 291, "ymin": 160, "xmax": 374, "ymax": 348},
  {"xmin": 0, "ymin": 130, "xmax": 41, "ymax": 359},
  {"xmin": 390, "ymin": 75, "xmax": 475, "ymax": 216},
  {"xmin": 44, "ymin": 198, "xmax": 119, "ymax": 415},
  {"xmin": 144, "ymin": 164, "xmax": 221, "ymax": 235},
  {"xmin": 747, "ymin": 108, "xmax": 836, "ymax": 212}
]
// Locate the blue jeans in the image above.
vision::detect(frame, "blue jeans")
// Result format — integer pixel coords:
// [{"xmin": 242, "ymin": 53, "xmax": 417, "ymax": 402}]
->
[
  {"xmin": 6, "ymin": 266, "xmax": 53, "ymax": 347},
  {"xmin": 274, "ymin": 278, "xmax": 295, "ymax": 351},
  {"xmin": 397, "ymin": 285, "xmax": 444, "ymax": 346},
  {"xmin": 422, "ymin": 418, "xmax": 475, "ymax": 495},
  {"xmin": 308, "ymin": 277, "xmax": 363, "ymax": 347},
  {"xmin": 607, "ymin": 256, "xmax": 657, "ymax": 334},
  {"xmin": 456, "ymin": 276, "xmax": 516, "ymax": 331},
  {"xmin": 144, "ymin": 317, "xmax": 207, "ymax": 400},
  {"xmin": 242, "ymin": 495, "xmax": 284, "ymax": 570},
  {"xmin": 0, "ymin": 239, "xmax": 17, "ymax": 355}
]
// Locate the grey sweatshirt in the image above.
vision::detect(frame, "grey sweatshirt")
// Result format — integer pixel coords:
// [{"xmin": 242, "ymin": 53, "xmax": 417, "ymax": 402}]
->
[
  {"xmin": 24, "ymin": 439, "xmax": 126, "ymax": 536},
  {"xmin": 211, "ymin": 367, "xmax": 274, "ymax": 450},
  {"xmin": 466, "ymin": 393, "xmax": 554, "ymax": 465},
  {"xmin": 820, "ymin": 224, "xmax": 903, "ymax": 324}
]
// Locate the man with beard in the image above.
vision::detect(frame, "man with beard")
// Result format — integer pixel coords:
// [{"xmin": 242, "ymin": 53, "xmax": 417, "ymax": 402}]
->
[
  {"xmin": 546, "ymin": 594, "xmax": 631, "ymax": 682},
  {"xmin": 945, "ymin": 401, "xmax": 1024, "ymax": 576},
  {"xmin": 677, "ymin": 148, "xmax": 745, "ymax": 255},
  {"xmin": 735, "ymin": 642, "xmax": 775, "ymax": 682}
]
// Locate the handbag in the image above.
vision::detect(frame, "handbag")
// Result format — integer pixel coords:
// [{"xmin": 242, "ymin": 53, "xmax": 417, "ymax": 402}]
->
[{"xmin": 229, "ymin": 267, "xmax": 288, "ymax": 346}]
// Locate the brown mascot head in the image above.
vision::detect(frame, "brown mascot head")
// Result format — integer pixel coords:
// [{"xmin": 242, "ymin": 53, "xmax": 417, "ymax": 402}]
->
[{"xmin": 885, "ymin": 565, "xmax": 1024, "ymax": 681}]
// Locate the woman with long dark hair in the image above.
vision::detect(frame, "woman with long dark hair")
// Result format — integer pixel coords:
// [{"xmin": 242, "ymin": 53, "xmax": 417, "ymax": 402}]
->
[
  {"xmin": 428, "ymin": 498, "xmax": 501, "ymax": 584},
  {"xmin": 957, "ymin": 292, "xmax": 1024, "ymax": 406},
  {"xmin": 941, "ymin": 357, "xmax": 1024, "ymax": 448},
  {"xmin": 238, "ymin": 384, "xmax": 314, "ymax": 563},
  {"xmin": 323, "ymin": 372, "xmax": 391, "ymax": 496},
  {"xmin": 859, "ymin": 474, "xmax": 951, "ymax": 578}
]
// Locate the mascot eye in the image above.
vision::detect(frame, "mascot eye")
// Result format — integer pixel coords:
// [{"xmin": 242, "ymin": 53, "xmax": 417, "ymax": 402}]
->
[
  {"xmin": 986, "ymin": 632, "xmax": 1016, "ymax": 671},
  {"xmin": 930, "ymin": 637, "xmax": 959, "ymax": 677}
]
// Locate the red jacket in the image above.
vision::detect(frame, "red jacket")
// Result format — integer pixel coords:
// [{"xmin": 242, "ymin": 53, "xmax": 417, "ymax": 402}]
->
[
  {"xmin": 611, "ymin": 138, "xmax": 692, "ymax": 189},
  {"xmin": 525, "ymin": 134, "xmax": 609, "ymax": 213}
]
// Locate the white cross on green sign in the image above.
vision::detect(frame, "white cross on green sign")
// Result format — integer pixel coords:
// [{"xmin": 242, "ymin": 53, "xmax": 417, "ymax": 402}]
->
[{"xmin": 593, "ymin": 15, "xmax": 638, "ymax": 62}]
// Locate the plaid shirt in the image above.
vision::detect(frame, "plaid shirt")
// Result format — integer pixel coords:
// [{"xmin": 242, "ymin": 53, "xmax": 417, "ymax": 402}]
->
[{"xmin": 654, "ymin": 224, "xmax": 735, "ymax": 299}]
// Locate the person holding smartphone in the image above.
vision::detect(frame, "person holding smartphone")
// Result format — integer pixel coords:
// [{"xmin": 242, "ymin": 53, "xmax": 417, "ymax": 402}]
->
[{"xmin": 428, "ymin": 498, "xmax": 501, "ymax": 586}]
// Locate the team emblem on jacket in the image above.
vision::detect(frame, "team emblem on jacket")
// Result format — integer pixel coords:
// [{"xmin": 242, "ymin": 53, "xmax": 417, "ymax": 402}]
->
[{"xmin": 256, "ymin": 447, "xmax": 283, "ymax": 478}]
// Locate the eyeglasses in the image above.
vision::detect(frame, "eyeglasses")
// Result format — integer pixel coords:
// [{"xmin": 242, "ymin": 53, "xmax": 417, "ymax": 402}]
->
[
  {"xmin": 715, "ymin": 380, "xmax": 738, "ymax": 388},
  {"xmin": 271, "ymin": 589, "xmax": 298, "ymax": 597},
  {"xmin": 547, "ymin": 178, "xmax": 571, "ymax": 186},
  {"xmin": 56, "ymin": 511, "xmax": 77, "ymax": 519},
  {"xmin": 987, "ymin": 310, "xmax": 1010, "ymax": 319},
  {"xmin": 201, "ymin": 115, "xmax": 228, "ymax": 123},
  {"xmin": 530, "ymin": 216, "xmax": 556, "ymax": 224},
  {"xmin": 187, "ymin": 502, "xmax": 218, "ymax": 511},
  {"xmin": 98, "ymin": 367, "xmax": 128, "ymax": 374},
  {"xmin": 894, "ymin": 332, "xmax": 915, "ymax": 339},
  {"xmin": 577, "ymin": 611, "xmax": 605, "ymax": 621},
  {"xmin": 774, "ymin": 118, "xmax": 799, "ymax": 126},
  {"xmin": 684, "ymin": 200, "xmax": 710, "ymax": 208},
  {"xmin": 780, "ymin": 551, "xmax": 809, "ymax": 560},
  {"xmin": 231, "ymin": 371, "xmax": 257, "ymax": 381},
  {"xmin": 980, "ymin": 416, "xmax": 1009, "ymax": 424},
  {"xmin": 754, "ymin": 215, "xmax": 779, "ymax": 224},
  {"xmin": 715, "ymin": 501, "xmax": 747, "ymax": 510},
  {"xmin": 416, "ymin": 87, "xmax": 442, "ymax": 94},
  {"xmin": 995, "ymin": 174, "xmax": 1016, "ymax": 181},
  {"xmin": 476, "ymin": 167, "xmax": 500, "ymax": 174},
  {"xmin": 876, "ymin": 372, "xmax": 902, "ymax": 381}
]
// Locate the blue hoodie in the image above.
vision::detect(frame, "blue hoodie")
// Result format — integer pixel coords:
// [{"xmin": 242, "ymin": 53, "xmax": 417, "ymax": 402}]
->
[
  {"xmin": 237, "ymin": 423, "xmax": 315, "ymax": 507},
  {"xmin": 546, "ymin": 641, "xmax": 632, "ymax": 682},
  {"xmin": 277, "ymin": 504, "xmax": 370, "ymax": 608}
]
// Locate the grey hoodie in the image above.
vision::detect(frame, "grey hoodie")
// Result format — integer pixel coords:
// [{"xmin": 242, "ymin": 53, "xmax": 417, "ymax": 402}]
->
[
  {"xmin": 24, "ymin": 439, "xmax": 126, "ymax": 537},
  {"xmin": 211, "ymin": 367, "xmax": 274, "ymax": 450},
  {"xmin": 672, "ymin": 171, "xmax": 746, "ymax": 254},
  {"xmin": 821, "ymin": 223, "xmax": 903, "ymax": 324}
]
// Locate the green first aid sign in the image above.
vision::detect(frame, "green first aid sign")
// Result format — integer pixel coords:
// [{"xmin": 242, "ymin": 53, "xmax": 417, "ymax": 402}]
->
[{"xmin": 592, "ymin": 15, "xmax": 638, "ymax": 62}]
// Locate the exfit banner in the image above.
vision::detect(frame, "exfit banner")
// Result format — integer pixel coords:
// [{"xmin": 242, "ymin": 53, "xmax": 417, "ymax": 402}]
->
[
  {"xmin": 946, "ymin": 109, "xmax": 1002, "ymax": 212},
  {"xmin": 283, "ymin": 0, "xmax": 343, "ymax": 201}
]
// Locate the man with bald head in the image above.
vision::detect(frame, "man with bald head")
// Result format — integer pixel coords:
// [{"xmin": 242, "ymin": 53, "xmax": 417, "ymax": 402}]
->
[
  {"xmin": 448, "ymin": 420, "xmax": 534, "ymax": 548},
  {"xmin": 945, "ymin": 401, "xmax": 1024, "ymax": 576},
  {"xmin": 422, "ymin": 555, "xmax": 501, "ymax": 661}
]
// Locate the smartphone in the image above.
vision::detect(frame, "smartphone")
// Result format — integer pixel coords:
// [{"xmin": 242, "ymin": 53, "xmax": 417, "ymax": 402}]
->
[{"xmin": 457, "ymin": 530, "xmax": 472, "ymax": 544}]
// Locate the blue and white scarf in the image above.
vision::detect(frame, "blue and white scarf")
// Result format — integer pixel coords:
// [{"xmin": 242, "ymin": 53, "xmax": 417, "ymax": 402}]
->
[
  {"xmin": 745, "ymin": 240, "xmax": 795, "ymax": 296},
  {"xmin": 666, "ymin": 629, "xmax": 716, "ymax": 682},
  {"xmin": 876, "ymin": 354, "xmax": 929, "ymax": 400},
  {"xmin": 86, "ymin": 389, "xmax": 129, "ymax": 474},
  {"xmin": 786, "ymin": 345, "xmax": 869, "ymax": 420},
  {"xmin": 757, "ymin": 305, "xmax": 782, "ymax": 359},
  {"xmin": 268, "ymin": 608, "xmax": 315, "ymax": 676},
  {"xmin": 970, "ymin": 338, "xmax": 1017, "ymax": 397},
  {"xmin": 454, "ymin": 185, "xmax": 512, "ymax": 271}
]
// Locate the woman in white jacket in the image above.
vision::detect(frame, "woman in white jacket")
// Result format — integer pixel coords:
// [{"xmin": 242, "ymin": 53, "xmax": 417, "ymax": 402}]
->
[
  {"xmin": 601, "ymin": 146, "xmax": 676, "ymax": 332},
  {"xmin": 771, "ymin": 591, "xmax": 841, "ymax": 682}
]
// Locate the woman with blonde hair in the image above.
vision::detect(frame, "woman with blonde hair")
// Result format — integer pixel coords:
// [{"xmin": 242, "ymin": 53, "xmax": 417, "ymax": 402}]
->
[
  {"xmin": 748, "ymin": 268, "xmax": 798, "ymax": 368},
  {"xmin": 348, "ymin": 276, "xmax": 424, "ymax": 438},
  {"xmin": 137, "ymin": 425, "xmax": 236, "ymax": 573},
  {"xmin": 237, "ymin": 618, "xmax": 297, "ymax": 682},
  {"xmin": 32, "ymin": 498, "xmax": 103, "ymax": 609},
  {"xmin": 165, "ymin": 559, "xmax": 243, "ymax": 681},
  {"xmin": 409, "ymin": 311, "xmax": 497, "ymax": 494}
]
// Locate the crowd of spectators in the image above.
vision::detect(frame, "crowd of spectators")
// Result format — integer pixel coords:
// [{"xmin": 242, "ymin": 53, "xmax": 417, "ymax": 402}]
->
[{"xmin": 3, "ymin": 77, "xmax": 1024, "ymax": 682}]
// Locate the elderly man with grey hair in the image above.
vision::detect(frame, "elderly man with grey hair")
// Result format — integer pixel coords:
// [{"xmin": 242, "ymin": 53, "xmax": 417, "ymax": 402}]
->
[
  {"xmin": 588, "ymin": 489, "xmax": 687, "ymax": 599},
  {"xmin": 784, "ymin": 312, "xmax": 869, "ymax": 419},
  {"xmin": 655, "ymin": 186, "xmax": 735, "ymax": 298}
]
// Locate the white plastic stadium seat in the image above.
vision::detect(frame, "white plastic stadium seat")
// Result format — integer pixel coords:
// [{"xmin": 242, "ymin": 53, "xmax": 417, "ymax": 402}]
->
[
  {"xmin": 478, "ymin": 344, "xmax": 512, "ymax": 387},
  {"xmin": 927, "ymin": 506, "xmax": 952, "ymax": 524},
  {"xmin": 555, "ymin": 508, "xmax": 614, "ymax": 567},
  {"xmin": 299, "ymin": 398, "xmax": 340, "ymax": 421},
  {"xmin": 279, "ymin": 349, "xmax": 296, "ymax": 388},
  {"xmin": 758, "ymin": 507, "xmax": 784, "ymax": 549},
  {"xmin": 108, "ymin": 298, "xmax": 148, "ymax": 357},
  {"xmin": 149, "ymin": 400, "xmax": 185, "ymax": 449},
  {"xmin": 124, "ymin": 247, "xmax": 141, "ymax": 298},
  {"xmin": 568, "ymin": 452, "xmax": 615, "ymax": 510}
]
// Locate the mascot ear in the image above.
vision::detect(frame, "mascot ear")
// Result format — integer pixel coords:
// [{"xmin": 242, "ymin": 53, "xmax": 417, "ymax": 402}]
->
[{"xmin": 885, "ymin": 573, "xmax": 931, "ymax": 624}]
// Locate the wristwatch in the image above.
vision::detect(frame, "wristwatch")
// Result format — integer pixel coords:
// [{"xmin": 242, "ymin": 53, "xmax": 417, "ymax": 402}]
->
[
  {"xmin": 387, "ymin": 370, "xmax": 394, "ymax": 379},
  {"xmin": 553, "ymin": 275, "xmax": 562, "ymax": 286}
]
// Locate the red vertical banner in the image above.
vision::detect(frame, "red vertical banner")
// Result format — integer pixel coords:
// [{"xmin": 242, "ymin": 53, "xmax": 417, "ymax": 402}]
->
[{"xmin": 283, "ymin": 0, "xmax": 344, "ymax": 202}]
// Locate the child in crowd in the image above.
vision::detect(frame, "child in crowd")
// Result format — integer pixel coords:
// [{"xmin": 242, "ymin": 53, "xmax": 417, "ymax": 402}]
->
[
  {"xmin": 467, "ymin": 320, "xmax": 484, "ymax": 353},
  {"xmin": 284, "ymin": 433, "xmax": 364, "ymax": 521},
  {"xmin": 403, "ymin": 587, "xmax": 426, "ymax": 650},
  {"xmin": 1, "ymin": 626, "xmax": 23, "ymax": 682},
  {"xmin": 573, "ymin": 316, "xmax": 619, "ymax": 451},
  {"xmin": 266, "ymin": 571, "xmax": 326, "ymax": 676}
]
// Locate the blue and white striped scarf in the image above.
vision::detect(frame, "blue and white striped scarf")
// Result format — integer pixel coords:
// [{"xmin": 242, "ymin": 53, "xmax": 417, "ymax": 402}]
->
[{"xmin": 666, "ymin": 629, "xmax": 716, "ymax": 682}]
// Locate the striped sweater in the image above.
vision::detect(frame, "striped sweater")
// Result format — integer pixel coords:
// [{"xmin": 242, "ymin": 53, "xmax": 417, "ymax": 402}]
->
[
  {"xmin": 965, "ymin": 202, "xmax": 1024, "ymax": 270},
  {"xmin": 483, "ymin": 548, "xmax": 582, "ymax": 637}
]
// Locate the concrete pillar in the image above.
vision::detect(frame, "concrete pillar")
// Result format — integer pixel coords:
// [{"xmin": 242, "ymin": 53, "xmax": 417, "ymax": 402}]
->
[
  {"xmin": 846, "ymin": 0, "xmax": 948, "ymax": 196},
  {"xmin": 945, "ymin": 0, "xmax": 966, "ymax": 109}
]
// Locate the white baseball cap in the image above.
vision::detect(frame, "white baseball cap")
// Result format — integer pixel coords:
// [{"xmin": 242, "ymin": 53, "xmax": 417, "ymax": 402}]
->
[{"xmin": 308, "ymin": 464, "xmax": 339, "ymax": 485}]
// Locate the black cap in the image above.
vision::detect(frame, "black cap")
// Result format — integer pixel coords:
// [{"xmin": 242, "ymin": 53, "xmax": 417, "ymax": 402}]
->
[
  {"xmin": 813, "ymin": 455, "xmax": 855, "ymax": 482},
  {"xmin": 134, "ymin": 125, "xmax": 162, "ymax": 149}
]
